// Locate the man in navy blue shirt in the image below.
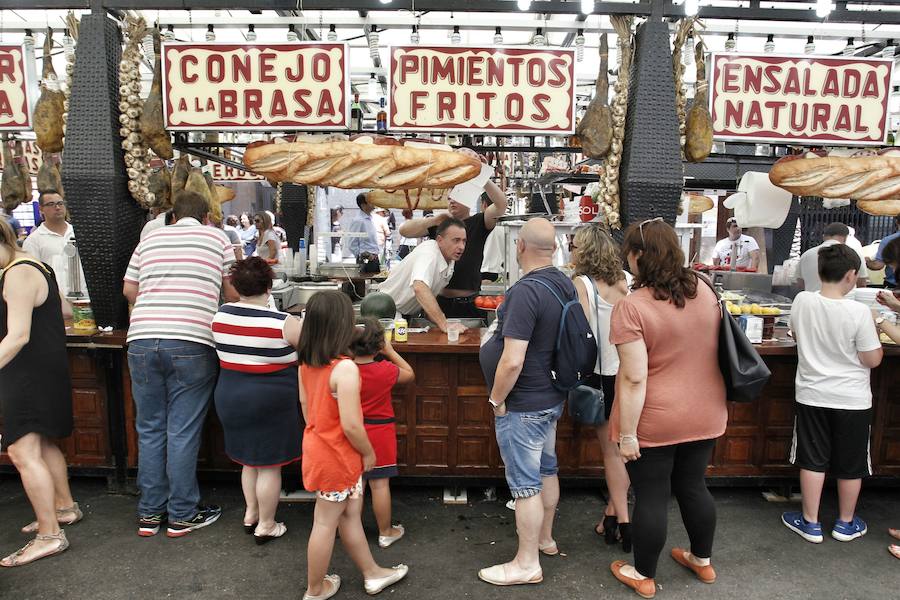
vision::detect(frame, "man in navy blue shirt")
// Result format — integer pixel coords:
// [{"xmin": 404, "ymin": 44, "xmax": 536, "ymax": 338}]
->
[
  {"xmin": 478, "ymin": 218, "xmax": 572, "ymax": 587},
  {"xmin": 868, "ymin": 214, "xmax": 900, "ymax": 288}
]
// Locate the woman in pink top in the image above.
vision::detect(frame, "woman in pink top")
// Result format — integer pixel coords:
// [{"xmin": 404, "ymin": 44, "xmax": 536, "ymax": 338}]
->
[{"xmin": 608, "ymin": 219, "xmax": 727, "ymax": 599}]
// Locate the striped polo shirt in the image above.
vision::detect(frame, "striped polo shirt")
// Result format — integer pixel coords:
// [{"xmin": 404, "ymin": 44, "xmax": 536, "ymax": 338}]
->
[
  {"xmin": 125, "ymin": 218, "xmax": 235, "ymax": 347},
  {"xmin": 211, "ymin": 303, "xmax": 298, "ymax": 373}
]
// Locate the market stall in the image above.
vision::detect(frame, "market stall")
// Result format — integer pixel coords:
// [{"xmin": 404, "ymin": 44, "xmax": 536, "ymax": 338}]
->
[{"xmin": 1, "ymin": 2, "xmax": 899, "ymax": 489}]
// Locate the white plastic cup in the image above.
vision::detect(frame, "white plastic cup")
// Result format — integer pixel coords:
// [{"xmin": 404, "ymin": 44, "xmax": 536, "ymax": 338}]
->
[{"xmin": 447, "ymin": 319, "xmax": 461, "ymax": 343}]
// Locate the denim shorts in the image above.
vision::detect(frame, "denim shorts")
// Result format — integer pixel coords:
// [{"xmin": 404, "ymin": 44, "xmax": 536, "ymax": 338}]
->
[{"xmin": 494, "ymin": 403, "xmax": 565, "ymax": 499}]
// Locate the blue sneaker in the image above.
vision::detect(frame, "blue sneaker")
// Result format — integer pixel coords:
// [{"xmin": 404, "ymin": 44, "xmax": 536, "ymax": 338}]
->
[
  {"xmin": 832, "ymin": 516, "xmax": 867, "ymax": 542},
  {"xmin": 782, "ymin": 511, "xmax": 824, "ymax": 543}
]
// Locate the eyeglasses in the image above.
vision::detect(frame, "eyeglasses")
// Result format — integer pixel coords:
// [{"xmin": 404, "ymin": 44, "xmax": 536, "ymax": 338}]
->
[
  {"xmin": 42, "ymin": 201, "xmax": 65, "ymax": 209},
  {"xmin": 638, "ymin": 217, "xmax": 664, "ymax": 246}
]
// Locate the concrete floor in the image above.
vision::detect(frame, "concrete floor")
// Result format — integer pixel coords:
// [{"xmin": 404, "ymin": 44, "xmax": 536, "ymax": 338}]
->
[{"xmin": 0, "ymin": 477, "xmax": 897, "ymax": 599}]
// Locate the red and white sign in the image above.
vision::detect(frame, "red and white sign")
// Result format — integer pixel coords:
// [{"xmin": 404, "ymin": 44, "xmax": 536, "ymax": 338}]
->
[
  {"xmin": 389, "ymin": 46, "xmax": 576, "ymax": 134},
  {"xmin": 0, "ymin": 45, "xmax": 32, "ymax": 130},
  {"xmin": 161, "ymin": 42, "xmax": 349, "ymax": 131},
  {"xmin": 210, "ymin": 162, "xmax": 264, "ymax": 181},
  {"xmin": 710, "ymin": 53, "xmax": 894, "ymax": 146}
]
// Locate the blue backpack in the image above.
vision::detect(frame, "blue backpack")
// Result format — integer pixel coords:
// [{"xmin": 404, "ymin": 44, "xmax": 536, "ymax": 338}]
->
[{"xmin": 524, "ymin": 275, "xmax": 598, "ymax": 392}]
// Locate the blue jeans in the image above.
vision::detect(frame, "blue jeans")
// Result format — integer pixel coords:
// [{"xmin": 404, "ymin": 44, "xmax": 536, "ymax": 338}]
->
[
  {"xmin": 494, "ymin": 403, "xmax": 564, "ymax": 499},
  {"xmin": 127, "ymin": 339, "xmax": 217, "ymax": 520}
]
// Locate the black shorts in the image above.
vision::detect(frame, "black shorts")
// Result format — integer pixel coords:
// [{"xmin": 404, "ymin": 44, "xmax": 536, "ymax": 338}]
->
[
  {"xmin": 789, "ymin": 403, "xmax": 872, "ymax": 479},
  {"xmin": 583, "ymin": 373, "xmax": 616, "ymax": 422}
]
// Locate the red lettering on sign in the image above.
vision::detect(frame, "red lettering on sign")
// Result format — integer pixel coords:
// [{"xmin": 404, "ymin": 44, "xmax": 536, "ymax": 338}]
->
[
  {"xmin": 822, "ymin": 70, "xmax": 840, "ymax": 97},
  {"xmin": 531, "ymin": 94, "xmax": 551, "ymax": 122},
  {"xmin": 861, "ymin": 71, "xmax": 880, "ymax": 98},
  {"xmin": 232, "ymin": 54, "xmax": 251, "ymax": 82},
  {"xmin": 724, "ymin": 99, "xmax": 743, "ymax": 128},
  {"xmin": 312, "ymin": 53, "xmax": 330, "ymax": 82},
  {"xmin": 745, "ymin": 66, "xmax": 762, "ymax": 94},
  {"xmin": 398, "ymin": 56, "xmax": 418, "ymax": 85},
  {"xmin": 317, "ymin": 90, "xmax": 336, "ymax": 118},
  {"xmin": 286, "ymin": 55, "xmax": 304, "ymax": 82},
  {"xmin": 811, "ymin": 103, "xmax": 830, "ymax": 131},
  {"xmin": 487, "ymin": 58, "xmax": 504, "ymax": 86},
  {"xmin": 0, "ymin": 55, "xmax": 15, "ymax": 82},
  {"xmin": 507, "ymin": 58, "xmax": 524, "ymax": 86},
  {"xmin": 476, "ymin": 92, "xmax": 496, "ymax": 120},
  {"xmin": 762, "ymin": 65, "xmax": 781, "ymax": 94},
  {"xmin": 178, "ymin": 98, "xmax": 188, "ymax": 111},
  {"xmin": 854, "ymin": 105, "xmax": 869, "ymax": 134},
  {"xmin": 0, "ymin": 91, "xmax": 11, "ymax": 117},
  {"xmin": 293, "ymin": 89, "xmax": 311, "ymax": 117},
  {"xmin": 765, "ymin": 101, "xmax": 787, "ymax": 129},
  {"xmin": 432, "ymin": 58, "xmax": 454, "ymax": 84},
  {"xmin": 437, "ymin": 92, "xmax": 456, "ymax": 119},
  {"xmin": 790, "ymin": 104, "xmax": 808, "ymax": 131},
  {"xmin": 220, "ymin": 90, "xmax": 237, "ymax": 118},
  {"xmin": 207, "ymin": 55, "xmax": 225, "ymax": 83},
  {"xmin": 722, "ymin": 63, "xmax": 740, "ymax": 92},
  {"xmin": 548, "ymin": 58, "xmax": 567, "ymax": 87},
  {"xmin": 783, "ymin": 68, "xmax": 801, "ymax": 95},
  {"xmin": 506, "ymin": 94, "xmax": 524, "ymax": 121},
  {"xmin": 181, "ymin": 55, "xmax": 199, "ymax": 83},
  {"xmin": 463, "ymin": 92, "xmax": 471, "ymax": 120},
  {"xmin": 259, "ymin": 53, "xmax": 277, "ymax": 82},
  {"xmin": 746, "ymin": 102, "xmax": 764, "ymax": 128},
  {"xmin": 802, "ymin": 68, "xmax": 815, "ymax": 96},
  {"xmin": 270, "ymin": 89, "xmax": 287, "ymax": 117},
  {"xmin": 205, "ymin": 97, "xmax": 216, "ymax": 112},
  {"xmin": 410, "ymin": 91, "xmax": 427, "ymax": 119},
  {"xmin": 467, "ymin": 56, "xmax": 483, "ymax": 86},
  {"xmin": 246, "ymin": 89, "xmax": 263, "ymax": 119},
  {"xmin": 527, "ymin": 58, "xmax": 546, "ymax": 87},
  {"xmin": 843, "ymin": 70, "xmax": 860, "ymax": 98},
  {"xmin": 833, "ymin": 104, "xmax": 852, "ymax": 131}
]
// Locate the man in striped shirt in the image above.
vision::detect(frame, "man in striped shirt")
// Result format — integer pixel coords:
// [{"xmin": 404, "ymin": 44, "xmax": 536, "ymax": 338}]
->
[{"xmin": 123, "ymin": 190, "xmax": 238, "ymax": 538}]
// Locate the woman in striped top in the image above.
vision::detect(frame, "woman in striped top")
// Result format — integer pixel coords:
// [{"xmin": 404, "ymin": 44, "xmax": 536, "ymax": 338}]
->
[{"xmin": 211, "ymin": 258, "xmax": 301, "ymax": 544}]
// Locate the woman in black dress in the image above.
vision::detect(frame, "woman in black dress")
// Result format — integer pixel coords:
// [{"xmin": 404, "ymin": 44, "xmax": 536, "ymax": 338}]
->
[{"xmin": 0, "ymin": 218, "xmax": 78, "ymax": 567}]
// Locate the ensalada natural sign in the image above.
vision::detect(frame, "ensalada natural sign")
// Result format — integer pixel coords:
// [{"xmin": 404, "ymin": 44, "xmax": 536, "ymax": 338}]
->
[
  {"xmin": 389, "ymin": 46, "xmax": 576, "ymax": 134},
  {"xmin": 0, "ymin": 45, "xmax": 32, "ymax": 130},
  {"xmin": 710, "ymin": 53, "xmax": 893, "ymax": 145},
  {"xmin": 161, "ymin": 42, "xmax": 349, "ymax": 130}
]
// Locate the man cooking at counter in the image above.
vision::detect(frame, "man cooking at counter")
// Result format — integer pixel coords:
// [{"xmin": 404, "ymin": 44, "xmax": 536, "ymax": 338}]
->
[
  {"xmin": 712, "ymin": 217, "xmax": 760, "ymax": 271},
  {"xmin": 378, "ymin": 218, "xmax": 467, "ymax": 333},
  {"xmin": 798, "ymin": 223, "xmax": 868, "ymax": 291},
  {"xmin": 397, "ymin": 162, "xmax": 506, "ymax": 318}
]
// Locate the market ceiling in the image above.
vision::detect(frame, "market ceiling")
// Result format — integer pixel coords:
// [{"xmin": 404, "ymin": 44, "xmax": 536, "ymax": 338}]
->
[{"xmin": 4, "ymin": 1, "xmax": 900, "ymax": 26}]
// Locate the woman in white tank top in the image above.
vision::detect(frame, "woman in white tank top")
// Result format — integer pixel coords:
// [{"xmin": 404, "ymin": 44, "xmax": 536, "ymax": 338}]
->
[{"xmin": 572, "ymin": 224, "xmax": 633, "ymax": 552}]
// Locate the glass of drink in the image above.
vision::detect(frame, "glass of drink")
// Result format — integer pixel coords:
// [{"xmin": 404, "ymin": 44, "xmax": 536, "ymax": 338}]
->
[
  {"xmin": 379, "ymin": 318, "xmax": 394, "ymax": 343},
  {"xmin": 446, "ymin": 319, "xmax": 462, "ymax": 343}
]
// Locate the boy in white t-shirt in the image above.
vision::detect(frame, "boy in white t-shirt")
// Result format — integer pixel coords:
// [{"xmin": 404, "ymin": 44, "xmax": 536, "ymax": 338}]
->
[{"xmin": 782, "ymin": 244, "xmax": 883, "ymax": 544}]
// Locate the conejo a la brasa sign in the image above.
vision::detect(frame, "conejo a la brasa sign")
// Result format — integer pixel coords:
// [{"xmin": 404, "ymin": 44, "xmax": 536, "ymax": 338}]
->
[
  {"xmin": 710, "ymin": 53, "xmax": 893, "ymax": 146},
  {"xmin": 162, "ymin": 42, "xmax": 348, "ymax": 131},
  {"xmin": 0, "ymin": 45, "xmax": 32, "ymax": 130},
  {"xmin": 389, "ymin": 46, "xmax": 576, "ymax": 134}
]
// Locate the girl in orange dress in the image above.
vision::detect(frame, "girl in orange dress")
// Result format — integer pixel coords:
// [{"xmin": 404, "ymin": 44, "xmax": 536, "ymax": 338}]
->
[{"xmin": 298, "ymin": 291, "xmax": 408, "ymax": 600}]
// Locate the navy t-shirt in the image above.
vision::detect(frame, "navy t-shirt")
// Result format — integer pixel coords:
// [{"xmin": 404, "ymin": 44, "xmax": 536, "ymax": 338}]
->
[{"xmin": 479, "ymin": 267, "xmax": 570, "ymax": 412}]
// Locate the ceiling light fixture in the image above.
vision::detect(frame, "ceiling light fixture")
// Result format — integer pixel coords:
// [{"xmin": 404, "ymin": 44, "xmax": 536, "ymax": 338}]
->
[
  {"xmin": 246, "ymin": 24, "xmax": 257, "ymax": 42},
  {"xmin": 163, "ymin": 24, "xmax": 175, "ymax": 42},
  {"xmin": 581, "ymin": 0, "xmax": 593, "ymax": 15},
  {"xmin": 451, "ymin": 26, "xmax": 461, "ymax": 45},
  {"xmin": 685, "ymin": 0, "xmax": 699, "ymax": 17},
  {"xmin": 517, "ymin": 0, "xmax": 532, "ymax": 12},
  {"xmin": 368, "ymin": 25, "xmax": 380, "ymax": 60},
  {"xmin": 368, "ymin": 73, "xmax": 379, "ymax": 99},
  {"xmin": 205, "ymin": 24, "xmax": 215, "ymax": 42},
  {"xmin": 816, "ymin": 0, "xmax": 832, "ymax": 19},
  {"xmin": 533, "ymin": 28, "xmax": 545, "ymax": 47},
  {"xmin": 287, "ymin": 25, "xmax": 299, "ymax": 42},
  {"xmin": 684, "ymin": 34, "xmax": 695, "ymax": 65},
  {"xmin": 494, "ymin": 27, "xmax": 503, "ymax": 45},
  {"xmin": 725, "ymin": 32, "xmax": 736, "ymax": 52},
  {"xmin": 843, "ymin": 37, "xmax": 855, "ymax": 55},
  {"xmin": 764, "ymin": 34, "xmax": 775, "ymax": 53},
  {"xmin": 805, "ymin": 35, "xmax": 815, "ymax": 54},
  {"xmin": 883, "ymin": 39, "xmax": 896, "ymax": 58},
  {"xmin": 327, "ymin": 24, "xmax": 337, "ymax": 42},
  {"xmin": 575, "ymin": 29, "xmax": 585, "ymax": 62},
  {"xmin": 410, "ymin": 25, "xmax": 419, "ymax": 45}
]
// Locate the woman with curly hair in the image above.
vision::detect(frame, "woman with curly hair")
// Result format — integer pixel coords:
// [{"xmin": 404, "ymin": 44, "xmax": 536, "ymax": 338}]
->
[
  {"xmin": 609, "ymin": 218, "xmax": 727, "ymax": 599},
  {"xmin": 571, "ymin": 224, "xmax": 633, "ymax": 552}
]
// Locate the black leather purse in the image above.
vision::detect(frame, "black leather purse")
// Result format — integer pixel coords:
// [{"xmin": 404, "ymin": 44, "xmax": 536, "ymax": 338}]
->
[{"xmin": 699, "ymin": 275, "xmax": 771, "ymax": 403}]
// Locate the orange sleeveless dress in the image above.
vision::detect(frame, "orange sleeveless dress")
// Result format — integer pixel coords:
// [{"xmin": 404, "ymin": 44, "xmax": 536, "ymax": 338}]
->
[{"xmin": 300, "ymin": 359, "xmax": 364, "ymax": 493}]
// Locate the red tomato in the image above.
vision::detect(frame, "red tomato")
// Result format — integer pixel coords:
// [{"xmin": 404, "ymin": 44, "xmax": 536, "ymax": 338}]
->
[
  {"xmin": 494, "ymin": 296, "xmax": 504, "ymax": 305},
  {"xmin": 484, "ymin": 297, "xmax": 497, "ymax": 309},
  {"xmin": 474, "ymin": 296, "xmax": 485, "ymax": 308}
]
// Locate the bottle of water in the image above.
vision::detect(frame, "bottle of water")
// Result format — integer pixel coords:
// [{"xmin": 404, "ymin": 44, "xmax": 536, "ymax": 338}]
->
[{"xmin": 297, "ymin": 238, "xmax": 308, "ymax": 277}]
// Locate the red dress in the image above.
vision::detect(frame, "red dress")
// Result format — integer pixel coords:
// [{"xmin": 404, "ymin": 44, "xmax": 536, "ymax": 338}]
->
[
  {"xmin": 358, "ymin": 360, "xmax": 400, "ymax": 479},
  {"xmin": 300, "ymin": 359, "xmax": 364, "ymax": 493}
]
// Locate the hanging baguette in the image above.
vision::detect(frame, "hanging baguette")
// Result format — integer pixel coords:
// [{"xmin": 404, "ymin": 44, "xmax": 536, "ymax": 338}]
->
[
  {"xmin": 242, "ymin": 137, "xmax": 481, "ymax": 190},
  {"xmin": 367, "ymin": 188, "xmax": 451, "ymax": 211},
  {"xmin": 769, "ymin": 151, "xmax": 900, "ymax": 200}
]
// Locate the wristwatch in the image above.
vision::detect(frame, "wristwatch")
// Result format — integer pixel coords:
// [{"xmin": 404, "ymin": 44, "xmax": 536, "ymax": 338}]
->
[{"xmin": 488, "ymin": 397, "xmax": 505, "ymax": 408}]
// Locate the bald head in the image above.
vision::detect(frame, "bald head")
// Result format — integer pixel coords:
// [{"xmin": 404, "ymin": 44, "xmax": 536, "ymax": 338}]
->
[{"xmin": 519, "ymin": 218, "xmax": 557, "ymax": 258}]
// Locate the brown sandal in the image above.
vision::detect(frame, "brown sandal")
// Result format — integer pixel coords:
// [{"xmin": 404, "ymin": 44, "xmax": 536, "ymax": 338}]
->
[
  {"xmin": 1, "ymin": 530, "xmax": 69, "ymax": 567},
  {"xmin": 21, "ymin": 503, "xmax": 83, "ymax": 534}
]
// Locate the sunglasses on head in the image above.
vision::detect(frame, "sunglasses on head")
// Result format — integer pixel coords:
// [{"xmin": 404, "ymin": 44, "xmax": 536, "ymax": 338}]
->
[{"xmin": 638, "ymin": 217, "xmax": 664, "ymax": 246}]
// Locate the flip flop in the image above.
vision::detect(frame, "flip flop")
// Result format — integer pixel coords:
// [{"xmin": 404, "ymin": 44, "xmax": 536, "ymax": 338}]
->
[{"xmin": 478, "ymin": 563, "xmax": 543, "ymax": 586}]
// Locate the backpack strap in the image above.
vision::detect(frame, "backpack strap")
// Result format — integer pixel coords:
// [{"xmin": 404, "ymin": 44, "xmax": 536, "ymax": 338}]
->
[{"xmin": 527, "ymin": 277, "xmax": 565, "ymax": 308}]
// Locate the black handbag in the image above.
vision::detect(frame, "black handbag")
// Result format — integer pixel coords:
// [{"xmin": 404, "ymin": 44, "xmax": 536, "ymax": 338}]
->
[
  {"xmin": 699, "ymin": 275, "xmax": 771, "ymax": 403},
  {"xmin": 567, "ymin": 276, "xmax": 606, "ymax": 425}
]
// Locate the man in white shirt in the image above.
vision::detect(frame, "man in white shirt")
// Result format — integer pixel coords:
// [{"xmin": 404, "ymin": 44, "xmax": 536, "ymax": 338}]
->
[
  {"xmin": 712, "ymin": 217, "xmax": 760, "ymax": 270},
  {"xmin": 783, "ymin": 243, "xmax": 882, "ymax": 544},
  {"xmin": 798, "ymin": 223, "xmax": 868, "ymax": 291},
  {"xmin": 22, "ymin": 190, "xmax": 88, "ymax": 297},
  {"xmin": 378, "ymin": 217, "xmax": 467, "ymax": 333}
]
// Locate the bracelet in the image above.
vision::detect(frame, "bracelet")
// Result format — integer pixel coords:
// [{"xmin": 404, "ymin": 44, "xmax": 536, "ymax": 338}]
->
[
  {"xmin": 488, "ymin": 397, "xmax": 506, "ymax": 408},
  {"xmin": 618, "ymin": 434, "xmax": 638, "ymax": 444}
]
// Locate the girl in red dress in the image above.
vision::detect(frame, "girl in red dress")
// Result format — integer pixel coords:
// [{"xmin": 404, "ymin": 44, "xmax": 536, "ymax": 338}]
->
[
  {"xmin": 350, "ymin": 319, "xmax": 415, "ymax": 548},
  {"xmin": 298, "ymin": 293, "xmax": 408, "ymax": 600}
]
